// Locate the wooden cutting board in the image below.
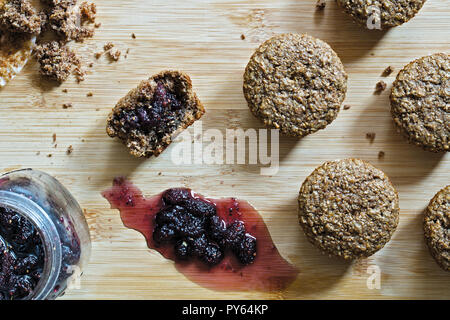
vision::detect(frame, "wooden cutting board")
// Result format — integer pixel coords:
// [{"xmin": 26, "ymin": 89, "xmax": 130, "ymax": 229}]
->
[{"xmin": 0, "ymin": 0, "xmax": 449, "ymax": 300}]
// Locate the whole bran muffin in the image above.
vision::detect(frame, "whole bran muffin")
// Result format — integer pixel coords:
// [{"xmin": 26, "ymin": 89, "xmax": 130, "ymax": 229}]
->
[
  {"xmin": 106, "ymin": 70, "xmax": 205, "ymax": 158},
  {"xmin": 298, "ymin": 159, "xmax": 399, "ymax": 260},
  {"xmin": 390, "ymin": 53, "xmax": 449, "ymax": 153},
  {"xmin": 424, "ymin": 186, "xmax": 449, "ymax": 272},
  {"xmin": 243, "ymin": 33, "xmax": 347, "ymax": 138},
  {"xmin": 336, "ymin": 0, "xmax": 427, "ymax": 29}
]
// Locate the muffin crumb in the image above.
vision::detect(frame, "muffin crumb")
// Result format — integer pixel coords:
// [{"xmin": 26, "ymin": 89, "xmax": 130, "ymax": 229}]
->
[
  {"xmin": 378, "ymin": 151, "xmax": 385, "ymax": 159},
  {"xmin": 316, "ymin": 0, "xmax": 326, "ymax": 10},
  {"xmin": 343, "ymin": 104, "xmax": 351, "ymax": 110},
  {"xmin": 375, "ymin": 80, "xmax": 387, "ymax": 94},
  {"xmin": 66, "ymin": 145, "xmax": 73, "ymax": 155},
  {"xmin": 366, "ymin": 132, "xmax": 376, "ymax": 143},
  {"xmin": 62, "ymin": 102, "xmax": 73, "ymax": 109},
  {"xmin": 382, "ymin": 66, "xmax": 394, "ymax": 77}
]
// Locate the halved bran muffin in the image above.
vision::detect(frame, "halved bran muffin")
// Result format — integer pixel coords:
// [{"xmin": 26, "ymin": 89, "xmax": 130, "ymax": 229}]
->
[
  {"xmin": 424, "ymin": 186, "xmax": 449, "ymax": 272},
  {"xmin": 106, "ymin": 71, "xmax": 205, "ymax": 158}
]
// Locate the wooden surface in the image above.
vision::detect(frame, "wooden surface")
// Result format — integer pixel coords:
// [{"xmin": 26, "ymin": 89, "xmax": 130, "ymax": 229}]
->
[{"xmin": 0, "ymin": 0, "xmax": 449, "ymax": 300}]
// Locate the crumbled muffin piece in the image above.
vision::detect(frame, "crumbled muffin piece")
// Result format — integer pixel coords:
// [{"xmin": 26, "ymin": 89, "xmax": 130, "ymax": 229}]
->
[
  {"xmin": 375, "ymin": 80, "xmax": 387, "ymax": 93},
  {"xmin": 62, "ymin": 102, "xmax": 73, "ymax": 108},
  {"xmin": 131, "ymin": 32, "xmax": 136, "ymax": 39},
  {"xmin": 316, "ymin": 0, "xmax": 326, "ymax": 10},
  {"xmin": 106, "ymin": 70, "xmax": 205, "ymax": 158},
  {"xmin": 47, "ymin": 1, "xmax": 94, "ymax": 42},
  {"xmin": 107, "ymin": 48, "xmax": 121, "ymax": 61},
  {"xmin": 35, "ymin": 41, "xmax": 80, "ymax": 82},
  {"xmin": 103, "ymin": 42, "xmax": 114, "ymax": 51},
  {"xmin": 79, "ymin": 1, "xmax": 96, "ymax": 23},
  {"xmin": 343, "ymin": 104, "xmax": 351, "ymax": 110},
  {"xmin": 378, "ymin": 151, "xmax": 385, "ymax": 159},
  {"xmin": 66, "ymin": 145, "xmax": 73, "ymax": 154},
  {"xmin": 0, "ymin": 0, "xmax": 46, "ymax": 35},
  {"xmin": 366, "ymin": 132, "xmax": 376, "ymax": 143},
  {"xmin": 382, "ymin": 66, "xmax": 394, "ymax": 77}
]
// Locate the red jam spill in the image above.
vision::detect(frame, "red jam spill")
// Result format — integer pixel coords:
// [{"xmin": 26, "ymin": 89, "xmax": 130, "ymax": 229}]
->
[{"xmin": 102, "ymin": 178, "xmax": 298, "ymax": 292}]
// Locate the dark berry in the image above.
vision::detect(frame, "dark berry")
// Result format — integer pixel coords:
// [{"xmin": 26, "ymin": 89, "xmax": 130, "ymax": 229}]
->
[
  {"xmin": 234, "ymin": 234, "xmax": 257, "ymax": 265},
  {"xmin": 191, "ymin": 234, "xmax": 208, "ymax": 257},
  {"xmin": 162, "ymin": 188, "xmax": 191, "ymax": 205},
  {"xmin": 183, "ymin": 199, "xmax": 216, "ymax": 217},
  {"xmin": 224, "ymin": 220, "xmax": 246, "ymax": 249},
  {"xmin": 199, "ymin": 242, "xmax": 223, "ymax": 266},
  {"xmin": 174, "ymin": 240, "xmax": 191, "ymax": 260},
  {"xmin": 14, "ymin": 255, "xmax": 38, "ymax": 274},
  {"xmin": 155, "ymin": 205, "xmax": 185, "ymax": 225},
  {"xmin": 9, "ymin": 275, "xmax": 35, "ymax": 299},
  {"xmin": 208, "ymin": 216, "xmax": 226, "ymax": 246},
  {"xmin": 153, "ymin": 224, "xmax": 176, "ymax": 243}
]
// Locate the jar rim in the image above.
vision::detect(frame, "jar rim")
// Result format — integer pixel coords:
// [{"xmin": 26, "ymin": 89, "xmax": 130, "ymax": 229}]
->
[{"xmin": 0, "ymin": 190, "xmax": 62, "ymax": 300}]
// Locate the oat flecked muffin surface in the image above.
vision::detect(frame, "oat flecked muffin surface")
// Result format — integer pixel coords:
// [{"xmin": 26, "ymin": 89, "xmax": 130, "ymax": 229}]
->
[
  {"xmin": 243, "ymin": 33, "xmax": 347, "ymax": 138},
  {"xmin": 390, "ymin": 53, "xmax": 449, "ymax": 153},
  {"xmin": 298, "ymin": 159, "xmax": 399, "ymax": 260},
  {"xmin": 106, "ymin": 70, "xmax": 205, "ymax": 158},
  {"xmin": 424, "ymin": 186, "xmax": 449, "ymax": 272},
  {"xmin": 336, "ymin": 0, "xmax": 427, "ymax": 29}
]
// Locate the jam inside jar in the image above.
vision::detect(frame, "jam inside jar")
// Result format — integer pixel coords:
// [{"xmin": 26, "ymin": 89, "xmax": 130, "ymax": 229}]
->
[{"xmin": 0, "ymin": 169, "xmax": 90, "ymax": 300}]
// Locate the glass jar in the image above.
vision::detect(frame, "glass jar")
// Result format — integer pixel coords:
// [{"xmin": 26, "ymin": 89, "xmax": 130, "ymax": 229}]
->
[{"xmin": 0, "ymin": 169, "xmax": 90, "ymax": 300}]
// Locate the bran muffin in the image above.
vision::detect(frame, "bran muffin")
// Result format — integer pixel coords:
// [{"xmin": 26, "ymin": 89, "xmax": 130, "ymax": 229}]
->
[
  {"xmin": 243, "ymin": 33, "xmax": 348, "ymax": 138},
  {"xmin": 390, "ymin": 53, "xmax": 449, "ymax": 153},
  {"xmin": 298, "ymin": 159, "xmax": 399, "ymax": 260},
  {"xmin": 106, "ymin": 70, "xmax": 205, "ymax": 158},
  {"xmin": 336, "ymin": 0, "xmax": 427, "ymax": 29},
  {"xmin": 424, "ymin": 186, "xmax": 449, "ymax": 272}
]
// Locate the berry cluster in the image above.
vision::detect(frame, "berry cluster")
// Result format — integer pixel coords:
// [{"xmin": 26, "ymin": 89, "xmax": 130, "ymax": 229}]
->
[
  {"xmin": 153, "ymin": 189, "xmax": 257, "ymax": 266},
  {"xmin": 0, "ymin": 207, "xmax": 44, "ymax": 300},
  {"xmin": 115, "ymin": 82, "xmax": 182, "ymax": 134}
]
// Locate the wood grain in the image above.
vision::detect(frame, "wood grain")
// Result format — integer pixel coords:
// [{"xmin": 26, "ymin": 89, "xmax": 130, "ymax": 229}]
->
[{"xmin": 0, "ymin": 0, "xmax": 449, "ymax": 299}]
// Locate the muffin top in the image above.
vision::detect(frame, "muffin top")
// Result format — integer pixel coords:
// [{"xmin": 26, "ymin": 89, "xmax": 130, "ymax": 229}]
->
[
  {"xmin": 337, "ymin": 0, "xmax": 427, "ymax": 29},
  {"xmin": 243, "ymin": 33, "xmax": 347, "ymax": 138},
  {"xmin": 391, "ymin": 53, "xmax": 449, "ymax": 153},
  {"xmin": 298, "ymin": 159, "xmax": 399, "ymax": 260},
  {"xmin": 424, "ymin": 186, "xmax": 449, "ymax": 272}
]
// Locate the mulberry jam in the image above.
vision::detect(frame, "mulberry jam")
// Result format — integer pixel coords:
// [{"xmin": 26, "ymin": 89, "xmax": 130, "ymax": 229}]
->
[
  {"xmin": 103, "ymin": 178, "xmax": 298, "ymax": 292},
  {"xmin": 0, "ymin": 169, "xmax": 91, "ymax": 299}
]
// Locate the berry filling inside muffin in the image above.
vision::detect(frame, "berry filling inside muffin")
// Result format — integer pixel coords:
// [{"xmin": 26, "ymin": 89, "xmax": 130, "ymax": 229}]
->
[{"xmin": 106, "ymin": 71, "xmax": 205, "ymax": 158}]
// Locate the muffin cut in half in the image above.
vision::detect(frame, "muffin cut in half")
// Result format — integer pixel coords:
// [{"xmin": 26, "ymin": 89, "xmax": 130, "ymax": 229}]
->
[
  {"xmin": 106, "ymin": 70, "xmax": 205, "ymax": 158},
  {"xmin": 298, "ymin": 159, "xmax": 400, "ymax": 260}
]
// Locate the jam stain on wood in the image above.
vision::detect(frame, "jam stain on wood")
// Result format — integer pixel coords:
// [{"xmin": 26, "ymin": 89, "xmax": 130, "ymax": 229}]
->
[{"xmin": 102, "ymin": 177, "xmax": 298, "ymax": 292}]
